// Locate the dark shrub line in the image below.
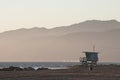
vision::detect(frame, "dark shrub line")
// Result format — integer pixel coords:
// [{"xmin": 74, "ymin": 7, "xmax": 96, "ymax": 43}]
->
[{"xmin": 0, "ymin": 66, "xmax": 49, "ymax": 71}]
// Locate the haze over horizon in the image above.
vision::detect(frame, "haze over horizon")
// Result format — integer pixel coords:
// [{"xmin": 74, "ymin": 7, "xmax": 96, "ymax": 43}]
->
[
  {"xmin": 0, "ymin": 20, "xmax": 119, "ymax": 62},
  {"xmin": 0, "ymin": 0, "xmax": 120, "ymax": 62}
]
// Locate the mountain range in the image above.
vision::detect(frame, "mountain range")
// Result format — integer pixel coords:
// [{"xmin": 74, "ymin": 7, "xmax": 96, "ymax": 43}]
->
[{"xmin": 0, "ymin": 20, "xmax": 120, "ymax": 62}]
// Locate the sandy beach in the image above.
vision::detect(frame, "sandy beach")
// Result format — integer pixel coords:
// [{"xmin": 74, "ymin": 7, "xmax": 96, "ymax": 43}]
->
[{"xmin": 0, "ymin": 65, "xmax": 119, "ymax": 80}]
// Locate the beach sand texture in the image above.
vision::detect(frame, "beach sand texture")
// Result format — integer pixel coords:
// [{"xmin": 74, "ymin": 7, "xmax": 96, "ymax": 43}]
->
[{"xmin": 0, "ymin": 65, "xmax": 119, "ymax": 80}]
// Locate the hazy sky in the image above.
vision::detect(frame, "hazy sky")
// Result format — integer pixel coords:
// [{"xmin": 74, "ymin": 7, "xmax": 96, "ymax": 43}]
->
[{"xmin": 0, "ymin": 0, "xmax": 120, "ymax": 32}]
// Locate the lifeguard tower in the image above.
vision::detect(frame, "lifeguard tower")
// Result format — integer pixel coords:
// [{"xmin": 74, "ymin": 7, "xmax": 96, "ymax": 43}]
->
[{"xmin": 80, "ymin": 46, "xmax": 99, "ymax": 66}]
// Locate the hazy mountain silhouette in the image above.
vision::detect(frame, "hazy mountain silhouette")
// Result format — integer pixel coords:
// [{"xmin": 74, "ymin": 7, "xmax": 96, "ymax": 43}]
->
[
  {"xmin": 1, "ymin": 19, "xmax": 120, "ymax": 36},
  {"xmin": 0, "ymin": 20, "xmax": 120, "ymax": 62}
]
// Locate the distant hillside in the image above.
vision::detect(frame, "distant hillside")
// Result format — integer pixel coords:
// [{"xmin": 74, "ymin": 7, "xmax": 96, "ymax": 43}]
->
[
  {"xmin": 1, "ymin": 19, "xmax": 120, "ymax": 36},
  {"xmin": 0, "ymin": 20, "xmax": 120, "ymax": 62}
]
